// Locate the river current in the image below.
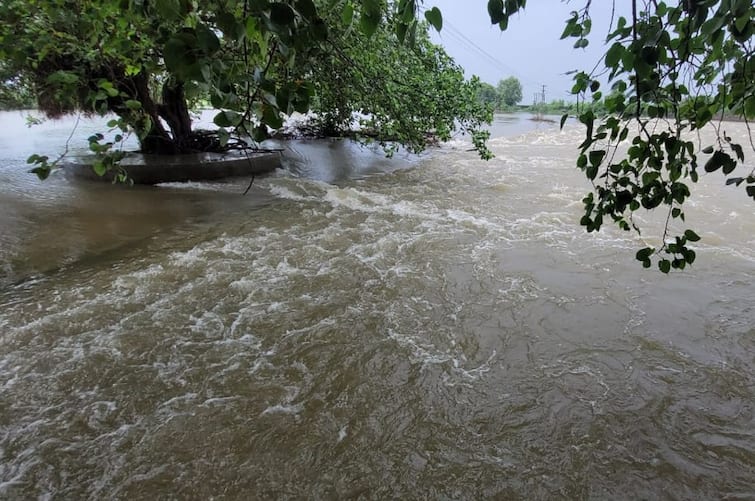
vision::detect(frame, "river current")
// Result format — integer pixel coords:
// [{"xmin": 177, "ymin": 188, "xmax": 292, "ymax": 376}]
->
[{"xmin": 0, "ymin": 111, "xmax": 753, "ymax": 499}]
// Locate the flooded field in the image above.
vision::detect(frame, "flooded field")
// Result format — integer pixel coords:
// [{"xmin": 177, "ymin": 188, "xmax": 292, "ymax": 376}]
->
[{"xmin": 1, "ymin": 111, "xmax": 753, "ymax": 499}]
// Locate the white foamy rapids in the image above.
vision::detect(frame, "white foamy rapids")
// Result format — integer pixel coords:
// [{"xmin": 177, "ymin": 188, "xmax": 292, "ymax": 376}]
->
[{"xmin": 261, "ymin": 176, "xmax": 508, "ymax": 236}]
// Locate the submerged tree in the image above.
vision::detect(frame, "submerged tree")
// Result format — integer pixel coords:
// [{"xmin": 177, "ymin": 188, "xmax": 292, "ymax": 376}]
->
[
  {"xmin": 0, "ymin": 0, "xmax": 491, "ymax": 177},
  {"xmin": 0, "ymin": 0, "xmax": 325, "ymax": 170}
]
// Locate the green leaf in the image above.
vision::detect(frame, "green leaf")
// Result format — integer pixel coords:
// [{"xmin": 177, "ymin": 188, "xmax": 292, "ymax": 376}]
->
[
  {"xmin": 574, "ymin": 38, "xmax": 589, "ymax": 49},
  {"xmin": 398, "ymin": 0, "xmax": 415, "ymax": 23},
  {"xmin": 685, "ymin": 249, "xmax": 696, "ymax": 265},
  {"xmin": 262, "ymin": 105, "xmax": 284, "ymax": 129},
  {"xmin": 636, "ymin": 247, "xmax": 654, "ymax": 261},
  {"xmin": 745, "ymin": 96, "xmax": 755, "ymax": 119},
  {"xmin": 589, "ymin": 149, "xmax": 606, "ymax": 166},
  {"xmin": 310, "ymin": 17, "xmax": 328, "ymax": 41},
  {"xmin": 424, "ymin": 7, "xmax": 443, "ymax": 32},
  {"xmin": 30, "ymin": 166, "xmax": 51, "ymax": 180},
  {"xmin": 396, "ymin": 21, "xmax": 409, "ymax": 43},
  {"xmin": 605, "ymin": 43, "xmax": 623, "ymax": 68},
  {"xmin": 586, "ymin": 165, "xmax": 598, "ymax": 180},
  {"xmin": 252, "ymin": 125, "xmax": 269, "ymax": 142},
  {"xmin": 684, "ymin": 229, "xmax": 701, "ymax": 242},
  {"xmin": 560, "ymin": 113, "xmax": 568, "ymax": 130},
  {"xmin": 734, "ymin": 13, "xmax": 749, "ymax": 33},
  {"xmin": 658, "ymin": 259, "xmax": 671, "ymax": 274},
  {"xmin": 704, "ymin": 150, "xmax": 725, "ymax": 173},
  {"xmin": 93, "ymin": 160, "xmax": 108, "ymax": 176},
  {"xmin": 98, "ymin": 80, "xmax": 119, "ymax": 97},
  {"xmin": 560, "ymin": 13, "xmax": 578, "ymax": 39},
  {"xmin": 488, "ymin": 0, "xmax": 505, "ymax": 24},
  {"xmin": 262, "ymin": 92, "xmax": 278, "ymax": 107},
  {"xmin": 217, "ymin": 128, "xmax": 230, "ymax": 147},
  {"xmin": 730, "ymin": 143, "xmax": 744, "ymax": 162},
  {"xmin": 213, "ymin": 110, "xmax": 242, "ymax": 127},
  {"xmin": 621, "ymin": 50, "xmax": 634, "ymax": 70}
]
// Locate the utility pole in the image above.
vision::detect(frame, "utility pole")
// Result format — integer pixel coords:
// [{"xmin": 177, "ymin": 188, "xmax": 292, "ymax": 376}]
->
[
  {"xmin": 538, "ymin": 85, "xmax": 546, "ymax": 120},
  {"xmin": 532, "ymin": 85, "xmax": 548, "ymax": 120}
]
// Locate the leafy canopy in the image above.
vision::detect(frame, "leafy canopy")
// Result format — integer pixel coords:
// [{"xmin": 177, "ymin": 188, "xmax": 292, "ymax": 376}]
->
[
  {"xmin": 0, "ymin": 0, "xmax": 493, "ymax": 177},
  {"xmin": 298, "ymin": 2, "xmax": 492, "ymax": 157}
]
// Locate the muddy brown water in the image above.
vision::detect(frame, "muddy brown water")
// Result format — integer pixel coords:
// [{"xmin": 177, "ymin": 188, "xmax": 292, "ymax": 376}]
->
[{"xmin": 0, "ymin": 111, "xmax": 753, "ymax": 499}]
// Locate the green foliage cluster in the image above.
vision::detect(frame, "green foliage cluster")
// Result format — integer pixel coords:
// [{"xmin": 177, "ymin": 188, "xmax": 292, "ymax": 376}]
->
[
  {"xmin": 478, "ymin": 0, "xmax": 754, "ymax": 272},
  {"xmin": 476, "ymin": 76, "xmax": 523, "ymax": 111},
  {"xmin": 561, "ymin": 1, "xmax": 754, "ymax": 272},
  {"xmin": 301, "ymin": 4, "xmax": 492, "ymax": 157}
]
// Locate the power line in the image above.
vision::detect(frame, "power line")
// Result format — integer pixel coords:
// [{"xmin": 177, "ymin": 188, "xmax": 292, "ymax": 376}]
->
[
  {"xmin": 443, "ymin": 25, "xmax": 519, "ymax": 76},
  {"xmin": 419, "ymin": 5, "xmax": 538, "ymax": 86}
]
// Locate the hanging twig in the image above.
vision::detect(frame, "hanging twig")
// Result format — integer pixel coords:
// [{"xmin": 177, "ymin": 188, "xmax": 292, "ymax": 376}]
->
[{"xmin": 242, "ymin": 174, "xmax": 255, "ymax": 195}]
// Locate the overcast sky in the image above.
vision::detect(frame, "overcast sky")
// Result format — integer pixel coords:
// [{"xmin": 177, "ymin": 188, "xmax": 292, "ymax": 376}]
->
[{"xmin": 426, "ymin": 0, "xmax": 630, "ymax": 103}]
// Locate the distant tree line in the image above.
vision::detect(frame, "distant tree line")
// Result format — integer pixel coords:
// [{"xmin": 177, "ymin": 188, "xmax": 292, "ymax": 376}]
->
[{"xmin": 476, "ymin": 76, "xmax": 523, "ymax": 112}]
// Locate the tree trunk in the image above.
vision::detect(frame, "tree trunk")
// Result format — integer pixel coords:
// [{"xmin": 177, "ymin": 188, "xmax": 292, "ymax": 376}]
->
[
  {"xmin": 128, "ymin": 72, "xmax": 177, "ymax": 155},
  {"xmin": 158, "ymin": 82, "xmax": 193, "ymax": 152},
  {"xmin": 113, "ymin": 73, "xmax": 197, "ymax": 154},
  {"xmin": 139, "ymin": 125, "xmax": 180, "ymax": 155}
]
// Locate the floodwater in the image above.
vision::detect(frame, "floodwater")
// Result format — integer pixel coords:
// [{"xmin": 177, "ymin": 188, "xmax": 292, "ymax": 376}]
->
[{"xmin": 0, "ymin": 111, "xmax": 753, "ymax": 499}]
